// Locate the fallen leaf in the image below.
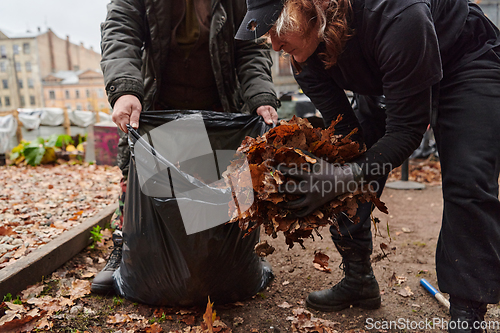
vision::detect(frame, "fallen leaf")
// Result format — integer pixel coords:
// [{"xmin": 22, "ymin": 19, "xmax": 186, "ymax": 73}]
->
[
  {"xmin": 277, "ymin": 301, "xmax": 292, "ymax": 309},
  {"xmin": 313, "ymin": 251, "xmax": 331, "ymax": 273},
  {"xmin": 69, "ymin": 279, "xmax": 91, "ymax": 300},
  {"xmin": 254, "ymin": 240, "xmax": 275, "ymax": 257},
  {"xmin": 21, "ymin": 283, "xmax": 44, "ymax": 300},
  {"xmin": 202, "ymin": 297, "xmax": 215, "ymax": 333},
  {"xmin": 398, "ymin": 286, "xmax": 414, "ymax": 297},
  {"xmin": 107, "ymin": 313, "xmax": 133, "ymax": 324},
  {"xmin": 145, "ymin": 322, "xmax": 164, "ymax": 332},
  {"xmin": 233, "ymin": 317, "xmax": 244, "ymax": 326}
]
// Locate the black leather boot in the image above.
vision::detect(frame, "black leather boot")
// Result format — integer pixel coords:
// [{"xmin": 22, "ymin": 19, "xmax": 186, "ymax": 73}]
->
[
  {"xmin": 449, "ymin": 296, "xmax": 487, "ymax": 333},
  {"xmin": 306, "ymin": 241, "xmax": 381, "ymax": 312},
  {"xmin": 91, "ymin": 230, "xmax": 123, "ymax": 294}
]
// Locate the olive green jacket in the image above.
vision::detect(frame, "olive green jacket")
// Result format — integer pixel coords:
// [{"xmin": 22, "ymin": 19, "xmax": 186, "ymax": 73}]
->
[{"xmin": 100, "ymin": 0, "xmax": 280, "ymax": 113}]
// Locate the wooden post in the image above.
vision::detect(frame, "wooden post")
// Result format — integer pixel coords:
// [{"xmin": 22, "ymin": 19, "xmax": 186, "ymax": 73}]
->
[
  {"xmin": 63, "ymin": 108, "xmax": 71, "ymax": 136},
  {"xmin": 13, "ymin": 110, "xmax": 22, "ymax": 143},
  {"xmin": 94, "ymin": 109, "xmax": 100, "ymax": 124}
]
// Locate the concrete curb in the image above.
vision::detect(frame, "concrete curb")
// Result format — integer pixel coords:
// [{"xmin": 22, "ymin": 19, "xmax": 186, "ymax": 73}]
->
[{"xmin": 0, "ymin": 204, "xmax": 117, "ymax": 300}]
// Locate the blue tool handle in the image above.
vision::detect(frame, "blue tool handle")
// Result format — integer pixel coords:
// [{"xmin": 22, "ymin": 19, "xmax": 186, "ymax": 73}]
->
[{"xmin": 420, "ymin": 278, "xmax": 438, "ymax": 296}]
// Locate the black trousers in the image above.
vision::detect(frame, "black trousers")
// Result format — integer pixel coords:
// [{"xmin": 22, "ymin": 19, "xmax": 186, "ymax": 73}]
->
[
  {"xmin": 329, "ymin": 95, "xmax": 387, "ymax": 252},
  {"xmin": 332, "ymin": 48, "xmax": 500, "ymax": 304},
  {"xmin": 434, "ymin": 48, "xmax": 500, "ymax": 304}
]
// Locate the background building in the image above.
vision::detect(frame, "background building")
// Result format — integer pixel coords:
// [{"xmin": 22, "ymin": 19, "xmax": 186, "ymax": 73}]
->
[
  {"xmin": 43, "ymin": 69, "xmax": 109, "ymax": 113},
  {"xmin": 479, "ymin": 0, "xmax": 500, "ymax": 27},
  {"xmin": 270, "ymin": 51, "xmax": 299, "ymax": 97},
  {"xmin": 0, "ymin": 28, "xmax": 104, "ymax": 112}
]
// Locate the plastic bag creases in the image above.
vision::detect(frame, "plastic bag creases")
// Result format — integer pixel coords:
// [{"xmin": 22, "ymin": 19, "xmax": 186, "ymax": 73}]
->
[{"xmin": 114, "ymin": 110, "xmax": 273, "ymax": 306}]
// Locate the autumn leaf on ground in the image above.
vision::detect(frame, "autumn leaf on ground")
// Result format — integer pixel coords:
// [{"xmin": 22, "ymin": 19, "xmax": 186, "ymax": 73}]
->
[
  {"xmin": 69, "ymin": 279, "xmax": 91, "ymax": 300},
  {"xmin": 202, "ymin": 297, "xmax": 215, "ymax": 332},
  {"xmin": 313, "ymin": 251, "xmax": 331, "ymax": 273},
  {"xmin": 286, "ymin": 307, "xmax": 339, "ymax": 332},
  {"xmin": 254, "ymin": 240, "xmax": 275, "ymax": 257},
  {"xmin": 144, "ymin": 322, "xmax": 164, "ymax": 332},
  {"xmin": 388, "ymin": 272, "xmax": 407, "ymax": 287},
  {"xmin": 0, "ymin": 302, "xmax": 46, "ymax": 333},
  {"xmin": 21, "ymin": 283, "xmax": 44, "ymax": 300},
  {"xmin": 398, "ymin": 286, "xmax": 414, "ymax": 297},
  {"xmin": 277, "ymin": 301, "xmax": 292, "ymax": 309}
]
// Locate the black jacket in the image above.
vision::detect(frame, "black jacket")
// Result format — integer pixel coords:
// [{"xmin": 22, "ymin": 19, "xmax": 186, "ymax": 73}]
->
[{"xmin": 295, "ymin": 0, "xmax": 500, "ymax": 180}]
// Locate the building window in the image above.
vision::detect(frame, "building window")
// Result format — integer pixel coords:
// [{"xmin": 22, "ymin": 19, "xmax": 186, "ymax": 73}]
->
[
  {"xmin": 0, "ymin": 62, "xmax": 5, "ymax": 72},
  {"xmin": 13, "ymin": 45, "xmax": 19, "ymax": 55},
  {"xmin": 86, "ymin": 89, "xmax": 90, "ymax": 98},
  {"xmin": 23, "ymin": 43, "xmax": 30, "ymax": 54},
  {"xmin": 30, "ymin": 95, "xmax": 35, "ymax": 105},
  {"xmin": 75, "ymin": 90, "xmax": 80, "ymax": 98},
  {"xmin": 2, "ymin": 80, "xmax": 8, "ymax": 89},
  {"xmin": 15, "ymin": 62, "xmax": 21, "ymax": 72},
  {"xmin": 20, "ymin": 96, "xmax": 25, "ymax": 107},
  {"xmin": 49, "ymin": 90, "xmax": 55, "ymax": 99},
  {"xmin": 18, "ymin": 79, "xmax": 23, "ymax": 89},
  {"xmin": 5, "ymin": 96, "xmax": 10, "ymax": 106},
  {"xmin": 28, "ymin": 78, "xmax": 34, "ymax": 88},
  {"xmin": 76, "ymin": 103, "xmax": 82, "ymax": 110},
  {"xmin": 97, "ymin": 88, "xmax": 104, "ymax": 98},
  {"xmin": 0, "ymin": 98, "xmax": 2, "ymax": 107},
  {"xmin": 0, "ymin": 46, "xmax": 6, "ymax": 58},
  {"xmin": 25, "ymin": 62, "xmax": 31, "ymax": 72},
  {"xmin": 65, "ymin": 90, "xmax": 70, "ymax": 99},
  {"xmin": 66, "ymin": 104, "xmax": 72, "ymax": 111},
  {"xmin": 87, "ymin": 103, "xmax": 93, "ymax": 110},
  {"xmin": 73, "ymin": 65, "xmax": 79, "ymax": 71}
]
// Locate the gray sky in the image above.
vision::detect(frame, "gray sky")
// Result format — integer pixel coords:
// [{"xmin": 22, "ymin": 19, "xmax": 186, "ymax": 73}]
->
[{"xmin": 0, "ymin": 0, "xmax": 110, "ymax": 53}]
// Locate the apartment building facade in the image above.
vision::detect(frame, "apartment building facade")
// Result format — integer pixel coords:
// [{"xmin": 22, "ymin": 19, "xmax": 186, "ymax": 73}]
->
[
  {"xmin": 0, "ymin": 28, "xmax": 103, "ymax": 112},
  {"xmin": 43, "ymin": 69, "xmax": 109, "ymax": 113}
]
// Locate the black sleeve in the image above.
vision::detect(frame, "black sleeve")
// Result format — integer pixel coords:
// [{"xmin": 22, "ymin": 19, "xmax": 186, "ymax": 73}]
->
[
  {"xmin": 352, "ymin": 88, "xmax": 431, "ymax": 181},
  {"xmin": 294, "ymin": 57, "xmax": 360, "ymax": 137}
]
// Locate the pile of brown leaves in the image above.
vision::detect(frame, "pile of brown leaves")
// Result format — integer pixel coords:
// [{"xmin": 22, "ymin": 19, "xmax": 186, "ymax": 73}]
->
[
  {"xmin": 0, "ymin": 163, "xmax": 121, "ymax": 269},
  {"xmin": 388, "ymin": 158, "xmax": 441, "ymax": 185},
  {"xmin": 226, "ymin": 116, "xmax": 387, "ymax": 248}
]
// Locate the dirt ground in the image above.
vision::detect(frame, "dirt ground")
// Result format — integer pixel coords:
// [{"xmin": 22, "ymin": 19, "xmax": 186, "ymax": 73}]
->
[{"xmin": 23, "ymin": 179, "xmax": 495, "ymax": 333}]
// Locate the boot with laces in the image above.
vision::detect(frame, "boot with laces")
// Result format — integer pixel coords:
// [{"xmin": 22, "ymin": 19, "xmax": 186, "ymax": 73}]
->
[
  {"xmin": 449, "ymin": 296, "xmax": 488, "ymax": 333},
  {"xmin": 306, "ymin": 240, "xmax": 381, "ymax": 312},
  {"xmin": 91, "ymin": 230, "xmax": 123, "ymax": 294}
]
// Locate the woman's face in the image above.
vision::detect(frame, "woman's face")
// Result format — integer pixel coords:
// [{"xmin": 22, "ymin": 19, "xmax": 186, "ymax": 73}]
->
[{"xmin": 269, "ymin": 20, "xmax": 321, "ymax": 63}]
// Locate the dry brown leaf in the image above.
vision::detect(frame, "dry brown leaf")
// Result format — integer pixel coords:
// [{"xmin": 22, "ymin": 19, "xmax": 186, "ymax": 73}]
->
[
  {"xmin": 277, "ymin": 301, "xmax": 292, "ymax": 309},
  {"xmin": 287, "ymin": 307, "xmax": 339, "ymax": 332},
  {"xmin": 145, "ymin": 322, "xmax": 164, "ymax": 332},
  {"xmin": 398, "ymin": 286, "xmax": 414, "ymax": 297},
  {"xmin": 69, "ymin": 279, "xmax": 91, "ymax": 300},
  {"xmin": 254, "ymin": 240, "xmax": 275, "ymax": 257},
  {"xmin": 107, "ymin": 313, "xmax": 133, "ymax": 324},
  {"xmin": 21, "ymin": 283, "xmax": 44, "ymax": 300},
  {"xmin": 313, "ymin": 251, "xmax": 331, "ymax": 273},
  {"xmin": 229, "ymin": 116, "xmax": 388, "ymax": 248},
  {"xmin": 202, "ymin": 297, "xmax": 215, "ymax": 333}
]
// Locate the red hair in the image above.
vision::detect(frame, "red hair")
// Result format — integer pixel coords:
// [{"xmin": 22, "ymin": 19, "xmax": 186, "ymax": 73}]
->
[{"xmin": 273, "ymin": 0, "xmax": 353, "ymax": 71}]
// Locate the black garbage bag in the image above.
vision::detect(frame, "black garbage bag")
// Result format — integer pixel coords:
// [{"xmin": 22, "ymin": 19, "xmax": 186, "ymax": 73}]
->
[{"xmin": 114, "ymin": 110, "xmax": 274, "ymax": 307}]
